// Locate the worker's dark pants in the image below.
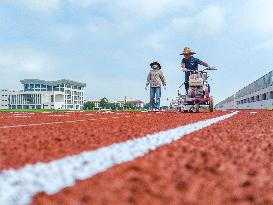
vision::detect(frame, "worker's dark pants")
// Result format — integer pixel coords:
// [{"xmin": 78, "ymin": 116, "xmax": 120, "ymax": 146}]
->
[
  {"xmin": 150, "ymin": 87, "xmax": 161, "ymax": 110},
  {"xmin": 185, "ymin": 72, "xmax": 191, "ymax": 94},
  {"xmin": 184, "ymin": 82, "xmax": 189, "ymax": 94}
]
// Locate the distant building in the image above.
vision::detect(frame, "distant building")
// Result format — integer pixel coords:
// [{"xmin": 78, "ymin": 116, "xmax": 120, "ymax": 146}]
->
[
  {"xmin": 215, "ymin": 70, "xmax": 273, "ymax": 109},
  {"xmin": 89, "ymin": 100, "xmax": 101, "ymax": 109},
  {"xmin": 116, "ymin": 100, "xmax": 144, "ymax": 109},
  {"xmin": 2, "ymin": 79, "xmax": 86, "ymax": 110},
  {"xmin": 88, "ymin": 99, "xmax": 145, "ymax": 109},
  {"xmin": 0, "ymin": 89, "xmax": 17, "ymax": 109}
]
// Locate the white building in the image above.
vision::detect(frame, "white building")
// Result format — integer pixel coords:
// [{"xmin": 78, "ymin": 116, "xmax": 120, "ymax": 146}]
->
[
  {"xmin": 89, "ymin": 99, "xmax": 145, "ymax": 109},
  {"xmin": 215, "ymin": 70, "xmax": 273, "ymax": 110},
  {"xmin": 0, "ymin": 89, "xmax": 17, "ymax": 109},
  {"xmin": 6, "ymin": 79, "xmax": 86, "ymax": 110},
  {"xmin": 116, "ymin": 100, "xmax": 144, "ymax": 109}
]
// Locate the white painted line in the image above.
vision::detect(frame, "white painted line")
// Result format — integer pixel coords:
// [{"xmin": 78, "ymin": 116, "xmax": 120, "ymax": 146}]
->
[
  {"xmin": 0, "ymin": 111, "xmax": 238, "ymax": 205},
  {"xmin": 250, "ymin": 112, "xmax": 257, "ymax": 114}
]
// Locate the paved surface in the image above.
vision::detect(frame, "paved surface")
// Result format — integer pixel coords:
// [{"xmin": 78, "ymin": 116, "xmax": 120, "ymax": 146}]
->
[{"xmin": 0, "ymin": 110, "xmax": 272, "ymax": 205}]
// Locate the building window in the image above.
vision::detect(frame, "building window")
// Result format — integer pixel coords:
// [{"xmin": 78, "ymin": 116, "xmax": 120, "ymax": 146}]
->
[
  {"xmin": 51, "ymin": 95, "xmax": 54, "ymax": 102},
  {"xmin": 53, "ymin": 86, "xmax": 59, "ymax": 91},
  {"xmin": 47, "ymin": 85, "xmax": 53, "ymax": 91},
  {"xmin": 24, "ymin": 84, "xmax": 29, "ymax": 90},
  {"xmin": 251, "ymin": 96, "xmax": 255, "ymax": 102},
  {"xmin": 270, "ymin": 91, "xmax": 273, "ymax": 99},
  {"xmin": 256, "ymin": 95, "xmax": 260, "ymax": 101},
  {"xmin": 66, "ymin": 84, "xmax": 71, "ymax": 88},
  {"xmin": 41, "ymin": 84, "xmax": 46, "ymax": 88},
  {"xmin": 30, "ymin": 84, "xmax": 34, "ymax": 89},
  {"xmin": 262, "ymin": 93, "xmax": 267, "ymax": 100},
  {"xmin": 35, "ymin": 84, "xmax": 40, "ymax": 88}
]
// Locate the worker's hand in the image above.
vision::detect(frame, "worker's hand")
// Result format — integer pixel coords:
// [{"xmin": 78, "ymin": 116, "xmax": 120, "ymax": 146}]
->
[{"xmin": 207, "ymin": 66, "xmax": 217, "ymax": 70}]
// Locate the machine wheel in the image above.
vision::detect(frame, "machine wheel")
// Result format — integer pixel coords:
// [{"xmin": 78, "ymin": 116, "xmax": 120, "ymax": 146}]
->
[
  {"xmin": 176, "ymin": 107, "xmax": 183, "ymax": 113},
  {"xmin": 178, "ymin": 107, "xmax": 183, "ymax": 113},
  {"xmin": 194, "ymin": 103, "xmax": 200, "ymax": 113},
  {"xmin": 209, "ymin": 96, "xmax": 214, "ymax": 112}
]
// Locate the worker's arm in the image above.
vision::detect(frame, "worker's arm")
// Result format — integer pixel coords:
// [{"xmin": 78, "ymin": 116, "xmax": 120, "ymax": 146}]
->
[
  {"xmin": 181, "ymin": 63, "xmax": 188, "ymax": 72},
  {"xmin": 145, "ymin": 72, "xmax": 151, "ymax": 89},
  {"xmin": 200, "ymin": 61, "xmax": 209, "ymax": 67},
  {"xmin": 160, "ymin": 71, "xmax": 166, "ymax": 86}
]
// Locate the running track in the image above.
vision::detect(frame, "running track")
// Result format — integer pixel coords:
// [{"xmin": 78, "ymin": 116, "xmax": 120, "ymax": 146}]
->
[{"xmin": 0, "ymin": 110, "xmax": 272, "ymax": 205}]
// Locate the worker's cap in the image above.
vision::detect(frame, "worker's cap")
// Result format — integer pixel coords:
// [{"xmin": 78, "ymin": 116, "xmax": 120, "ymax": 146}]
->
[{"xmin": 150, "ymin": 61, "xmax": 161, "ymax": 69}]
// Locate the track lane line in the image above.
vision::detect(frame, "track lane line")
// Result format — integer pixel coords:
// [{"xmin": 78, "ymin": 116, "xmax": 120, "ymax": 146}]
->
[{"xmin": 0, "ymin": 111, "xmax": 238, "ymax": 205}]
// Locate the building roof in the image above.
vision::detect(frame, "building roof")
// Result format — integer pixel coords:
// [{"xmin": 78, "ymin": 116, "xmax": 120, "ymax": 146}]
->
[
  {"xmin": 116, "ymin": 100, "xmax": 144, "ymax": 103},
  {"xmin": 89, "ymin": 100, "xmax": 144, "ymax": 103},
  {"xmin": 20, "ymin": 79, "xmax": 86, "ymax": 87},
  {"xmin": 89, "ymin": 100, "xmax": 101, "ymax": 103},
  {"xmin": 128, "ymin": 100, "xmax": 144, "ymax": 103}
]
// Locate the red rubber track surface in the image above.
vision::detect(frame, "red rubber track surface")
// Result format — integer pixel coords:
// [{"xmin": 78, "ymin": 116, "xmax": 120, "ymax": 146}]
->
[
  {"xmin": 0, "ymin": 111, "xmax": 223, "ymax": 171},
  {"xmin": 1, "ymin": 110, "xmax": 272, "ymax": 205},
  {"xmin": 30, "ymin": 110, "xmax": 273, "ymax": 205}
]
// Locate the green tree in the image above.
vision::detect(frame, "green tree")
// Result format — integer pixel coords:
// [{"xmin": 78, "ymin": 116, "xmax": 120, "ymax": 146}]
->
[
  {"xmin": 100, "ymin": 97, "xmax": 109, "ymax": 109},
  {"xmin": 161, "ymin": 106, "xmax": 169, "ymax": 110},
  {"xmin": 124, "ymin": 102, "xmax": 134, "ymax": 110},
  {"xmin": 83, "ymin": 101, "xmax": 95, "ymax": 110},
  {"xmin": 143, "ymin": 103, "xmax": 150, "ymax": 110},
  {"xmin": 108, "ymin": 102, "xmax": 118, "ymax": 110}
]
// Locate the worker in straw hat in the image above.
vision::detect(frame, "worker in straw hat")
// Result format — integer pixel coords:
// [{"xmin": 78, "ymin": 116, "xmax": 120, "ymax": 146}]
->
[
  {"xmin": 145, "ymin": 61, "xmax": 166, "ymax": 111},
  {"xmin": 180, "ymin": 47, "xmax": 209, "ymax": 94}
]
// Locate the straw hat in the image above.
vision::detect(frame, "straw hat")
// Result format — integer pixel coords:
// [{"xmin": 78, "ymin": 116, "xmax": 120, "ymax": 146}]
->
[{"xmin": 180, "ymin": 47, "xmax": 196, "ymax": 55}]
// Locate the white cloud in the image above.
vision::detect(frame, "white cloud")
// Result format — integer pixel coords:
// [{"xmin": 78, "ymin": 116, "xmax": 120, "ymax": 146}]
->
[
  {"xmin": 114, "ymin": 0, "xmax": 197, "ymax": 20},
  {"xmin": 143, "ymin": 4, "xmax": 225, "ymax": 50},
  {"xmin": 67, "ymin": 0, "xmax": 197, "ymax": 21},
  {"xmin": 254, "ymin": 38, "xmax": 273, "ymax": 49},
  {"xmin": 85, "ymin": 17, "xmax": 113, "ymax": 33},
  {"xmin": 0, "ymin": 46, "xmax": 55, "ymax": 74},
  {"xmin": 9, "ymin": 0, "xmax": 61, "ymax": 14},
  {"xmin": 170, "ymin": 5, "xmax": 225, "ymax": 35},
  {"xmin": 196, "ymin": 5, "xmax": 225, "ymax": 34},
  {"xmin": 144, "ymin": 32, "xmax": 167, "ymax": 51},
  {"xmin": 67, "ymin": 0, "xmax": 101, "ymax": 8},
  {"xmin": 53, "ymin": 25, "xmax": 77, "ymax": 42},
  {"xmin": 230, "ymin": 0, "xmax": 273, "ymax": 36}
]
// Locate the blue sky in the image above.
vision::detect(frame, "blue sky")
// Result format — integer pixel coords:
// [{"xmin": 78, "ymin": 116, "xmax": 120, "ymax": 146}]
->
[{"xmin": 1, "ymin": 0, "xmax": 273, "ymax": 104}]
